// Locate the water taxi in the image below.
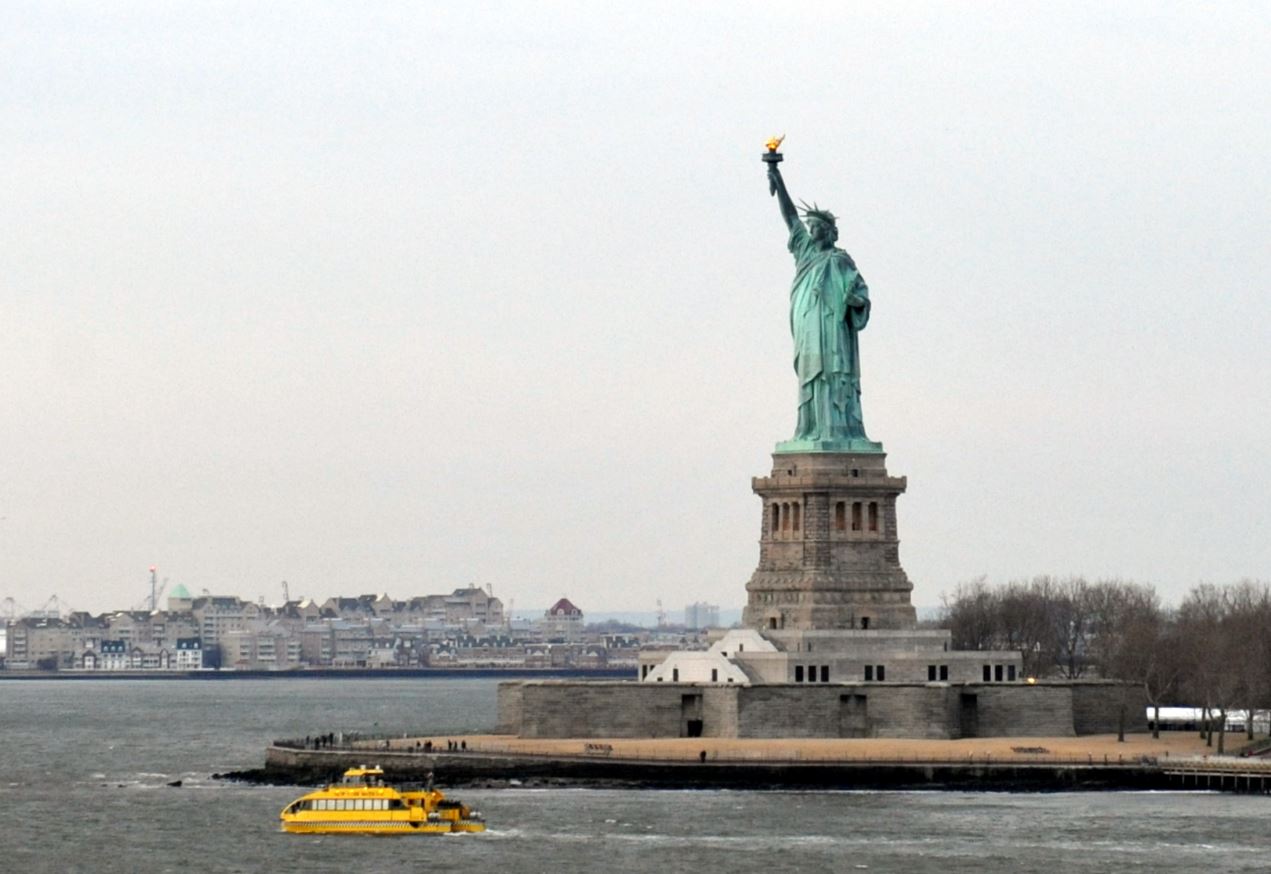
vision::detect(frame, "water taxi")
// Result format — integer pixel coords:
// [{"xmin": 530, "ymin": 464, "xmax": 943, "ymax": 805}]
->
[{"xmin": 279, "ymin": 766, "xmax": 485, "ymax": 835}]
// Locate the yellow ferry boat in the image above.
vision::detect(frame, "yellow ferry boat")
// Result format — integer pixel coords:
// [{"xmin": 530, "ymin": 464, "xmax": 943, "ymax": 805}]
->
[{"xmin": 279, "ymin": 766, "xmax": 485, "ymax": 835}]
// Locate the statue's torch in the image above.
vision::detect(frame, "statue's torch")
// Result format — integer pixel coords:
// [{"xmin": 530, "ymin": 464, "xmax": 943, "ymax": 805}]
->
[{"xmin": 763, "ymin": 135, "xmax": 784, "ymax": 195}]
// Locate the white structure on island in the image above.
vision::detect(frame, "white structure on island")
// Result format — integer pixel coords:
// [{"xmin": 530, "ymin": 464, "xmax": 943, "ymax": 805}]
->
[
  {"xmin": 639, "ymin": 627, "xmax": 1023, "ymax": 687},
  {"xmin": 641, "ymin": 629, "xmax": 774, "ymax": 684}
]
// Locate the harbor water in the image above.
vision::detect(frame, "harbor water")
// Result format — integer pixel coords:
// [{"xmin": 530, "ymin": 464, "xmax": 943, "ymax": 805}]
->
[{"xmin": 0, "ymin": 678, "xmax": 1267, "ymax": 873}]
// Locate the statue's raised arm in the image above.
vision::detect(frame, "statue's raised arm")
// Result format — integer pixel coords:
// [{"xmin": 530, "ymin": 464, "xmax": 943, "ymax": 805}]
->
[
  {"xmin": 768, "ymin": 164, "xmax": 802, "ymax": 232},
  {"xmin": 763, "ymin": 136, "xmax": 801, "ymax": 232}
]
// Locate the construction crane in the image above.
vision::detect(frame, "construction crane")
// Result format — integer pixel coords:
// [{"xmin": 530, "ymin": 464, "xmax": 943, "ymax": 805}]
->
[
  {"xmin": 133, "ymin": 567, "xmax": 168, "ymax": 612},
  {"xmin": 281, "ymin": 580, "xmax": 291, "ymax": 603},
  {"xmin": 148, "ymin": 566, "xmax": 169, "ymax": 612},
  {"xmin": 656, "ymin": 599, "xmax": 667, "ymax": 628},
  {"xmin": 35, "ymin": 594, "xmax": 71, "ymax": 618},
  {"xmin": 2, "ymin": 596, "xmax": 24, "ymax": 620}
]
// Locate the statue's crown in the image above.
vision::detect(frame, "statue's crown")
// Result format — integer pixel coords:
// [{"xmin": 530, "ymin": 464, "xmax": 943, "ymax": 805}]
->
[{"xmin": 798, "ymin": 200, "xmax": 837, "ymax": 226}]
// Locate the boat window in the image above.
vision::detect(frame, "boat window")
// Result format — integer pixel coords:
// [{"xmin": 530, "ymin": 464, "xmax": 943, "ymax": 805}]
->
[{"xmin": 390, "ymin": 799, "xmax": 405, "ymax": 809}]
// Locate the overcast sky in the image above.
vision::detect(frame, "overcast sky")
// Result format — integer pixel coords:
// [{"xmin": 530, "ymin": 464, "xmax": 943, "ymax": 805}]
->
[{"xmin": 3, "ymin": 2, "xmax": 1268, "ymax": 617}]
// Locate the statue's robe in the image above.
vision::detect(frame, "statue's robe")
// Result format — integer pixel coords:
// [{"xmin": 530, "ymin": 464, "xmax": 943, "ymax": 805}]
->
[{"xmin": 787, "ymin": 221, "xmax": 871, "ymax": 442}]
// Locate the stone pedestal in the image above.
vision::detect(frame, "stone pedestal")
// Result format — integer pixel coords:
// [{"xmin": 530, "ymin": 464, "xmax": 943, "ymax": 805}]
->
[{"xmin": 742, "ymin": 451, "xmax": 916, "ymax": 631}]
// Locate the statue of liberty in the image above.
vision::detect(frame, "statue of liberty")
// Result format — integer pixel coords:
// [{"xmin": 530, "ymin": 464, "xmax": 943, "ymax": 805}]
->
[{"xmin": 765, "ymin": 142, "xmax": 882, "ymax": 453}]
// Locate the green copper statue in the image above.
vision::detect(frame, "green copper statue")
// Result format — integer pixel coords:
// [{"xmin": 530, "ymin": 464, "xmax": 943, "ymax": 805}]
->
[{"xmin": 765, "ymin": 139, "xmax": 882, "ymax": 453}]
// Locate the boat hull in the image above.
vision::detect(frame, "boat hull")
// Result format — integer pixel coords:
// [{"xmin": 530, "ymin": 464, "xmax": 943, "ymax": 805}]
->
[{"xmin": 280, "ymin": 819, "xmax": 455, "ymax": 835}]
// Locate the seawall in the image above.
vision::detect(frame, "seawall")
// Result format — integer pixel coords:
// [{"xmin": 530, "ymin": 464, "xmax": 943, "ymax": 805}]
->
[{"xmin": 220, "ymin": 737, "xmax": 1271, "ymax": 793}]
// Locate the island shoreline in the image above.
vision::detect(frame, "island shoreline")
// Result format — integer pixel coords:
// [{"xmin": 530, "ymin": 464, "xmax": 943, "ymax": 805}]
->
[{"xmin": 219, "ymin": 735, "xmax": 1271, "ymax": 793}]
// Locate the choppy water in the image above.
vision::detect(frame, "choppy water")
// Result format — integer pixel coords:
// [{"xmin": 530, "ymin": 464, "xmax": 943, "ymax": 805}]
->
[{"xmin": 0, "ymin": 678, "xmax": 1267, "ymax": 873}]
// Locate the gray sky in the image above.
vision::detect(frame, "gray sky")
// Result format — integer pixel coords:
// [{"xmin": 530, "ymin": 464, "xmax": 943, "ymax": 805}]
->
[{"xmin": 3, "ymin": 2, "xmax": 1268, "ymax": 616}]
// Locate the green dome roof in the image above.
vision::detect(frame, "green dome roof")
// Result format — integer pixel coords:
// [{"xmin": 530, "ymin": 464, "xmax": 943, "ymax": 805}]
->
[{"xmin": 169, "ymin": 583, "xmax": 192, "ymax": 599}]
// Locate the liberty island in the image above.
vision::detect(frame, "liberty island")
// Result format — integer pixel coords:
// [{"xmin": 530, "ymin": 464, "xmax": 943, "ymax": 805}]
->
[
  {"xmin": 485, "ymin": 140, "xmax": 1141, "ymax": 741},
  {"xmin": 241, "ymin": 139, "xmax": 1260, "ymax": 793}
]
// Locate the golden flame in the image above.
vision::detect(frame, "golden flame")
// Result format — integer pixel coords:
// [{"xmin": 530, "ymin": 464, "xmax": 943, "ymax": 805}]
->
[{"xmin": 765, "ymin": 134, "xmax": 785, "ymax": 153}]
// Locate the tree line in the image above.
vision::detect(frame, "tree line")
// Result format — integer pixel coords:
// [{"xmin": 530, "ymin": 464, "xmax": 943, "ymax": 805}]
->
[{"xmin": 936, "ymin": 576, "xmax": 1271, "ymax": 751}]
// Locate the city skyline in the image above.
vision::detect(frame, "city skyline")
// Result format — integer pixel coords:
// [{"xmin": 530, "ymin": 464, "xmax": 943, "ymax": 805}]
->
[{"xmin": 4, "ymin": 4, "xmax": 1269, "ymax": 615}]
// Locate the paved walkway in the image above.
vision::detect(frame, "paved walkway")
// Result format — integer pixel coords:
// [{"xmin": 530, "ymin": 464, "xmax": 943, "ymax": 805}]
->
[{"xmin": 375, "ymin": 732, "xmax": 1238, "ymax": 765}]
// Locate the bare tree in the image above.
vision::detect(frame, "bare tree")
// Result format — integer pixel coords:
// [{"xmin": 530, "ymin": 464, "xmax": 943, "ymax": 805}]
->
[
  {"xmin": 1091, "ymin": 582, "xmax": 1165, "ymax": 740},
  {"xmin": 997, "ymin": 577, "xmax": 1059, "ymax": 679},
  {"xmin": 1049, "ymin": 577, "xmax": 1100, "ymax": 679},
  {"xmin": 1220, "ymin": 581, "xmax": 1271, "ymax": 742},
  {"xmin": 942, "ymin": 577, "xmax": 1000, "ymax": 652},
  {"xmin": 1177, "ymin": 584, "xmax": 1243, "ymax": 752}
]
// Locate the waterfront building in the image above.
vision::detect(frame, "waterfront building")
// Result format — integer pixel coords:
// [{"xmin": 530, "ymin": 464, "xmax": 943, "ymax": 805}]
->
[
  {"xmin": 542, "ymin": 598, "xmax": 583, "ymax": 642},
  {"xmin": 683, "ymin": 602, "xmax": 721, "ymax": 629},
  {"xmin": 221, "ymin": 624, "xmax": 303, "ymax": 670},
  {"xmin": 442, "ymin": 585, "xmax": 504, "ymax": 626},
  {"xmin": 103, "ymin": 611, "xmax": 155, "ymax": 645},
  {"xmin": 77, "ymin": 639, "xmax": 182, "ymax": 671},
  {"xmin": 191, "ymin": 596, "xmax": 263, "ymax": 647},
  {"xmin": 150, "ymin": 611, "xmax": 200, "ymax": 648},
  {"xmin": 166, "ymin": 583, "xmax": 194, "ymax": 612},
  {"xmin": 4, "ymin": 617, "xmax": 83, "ymax": 669},
  {"xmin": 173, "ymin": 637, "xmax": 204, "ymax": 670}
]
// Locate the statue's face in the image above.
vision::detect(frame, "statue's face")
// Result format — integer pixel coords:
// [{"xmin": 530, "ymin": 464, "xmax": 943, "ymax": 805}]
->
[{"xmin": 808, "ymin": 219, "xmax": 834, "ymax": 246}]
